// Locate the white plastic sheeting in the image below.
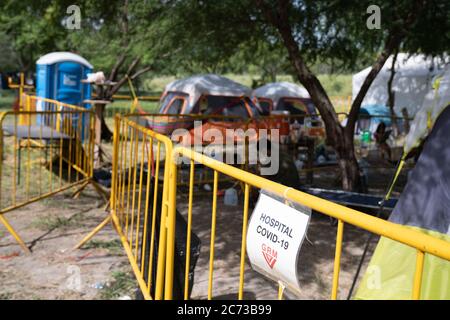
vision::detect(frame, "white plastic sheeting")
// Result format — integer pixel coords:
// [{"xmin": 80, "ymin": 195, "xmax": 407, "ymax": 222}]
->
[
  {"xmin": 404, "ymin": 65, "xmax": 450, "ymax": 155},
  {"xmin": 36, "ymin": 51, "xmax": 93, "ymax": 68},
  {"xmin": 253, "ymin": 82, "xmax": 310, "ymax": 109},
  {"xmin": 352, "ymin": 53, "xmax": 447, "ymax": 117}
]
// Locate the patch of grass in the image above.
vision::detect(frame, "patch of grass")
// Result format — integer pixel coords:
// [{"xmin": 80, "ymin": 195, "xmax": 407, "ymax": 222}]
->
[
  {"xmin": 31, "ymin": 214, "xmax": 83, "ymax": 231},
  {"xmin": 83, "ymin": 239, "xmax": 123, "ymax": 255},
  {"xmin": 41, "ymin": 198, "xmax": 70, "ymax": 209},
  {"xmin": 100, "ymin": 271, "xmax": 137, "ymax": 300},
  {"xmin": 0, "ymin": 292, "xmax": 14, "ymax": 300},
  {"xmin": 318, "ymin": 74, "xmax": 353, "ymax": 97},
  {"xmin": 0, "ymin": 90, "xmax": 16, "ymax": 110}
]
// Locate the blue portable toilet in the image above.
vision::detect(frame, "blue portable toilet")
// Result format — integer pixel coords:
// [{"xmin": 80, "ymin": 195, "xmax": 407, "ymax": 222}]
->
[
  {"xmin": 36, "ymin": 52, "xmax": 93, "ymax": 108},
  {"xmin": 36, "ymin": 52, "xmax": 93, "ymax": 134}
]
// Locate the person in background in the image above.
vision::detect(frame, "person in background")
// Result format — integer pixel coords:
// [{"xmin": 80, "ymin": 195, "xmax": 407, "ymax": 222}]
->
[{"xmin": 374, "ymin": 121, "xmax": 392, "ymax": 161}]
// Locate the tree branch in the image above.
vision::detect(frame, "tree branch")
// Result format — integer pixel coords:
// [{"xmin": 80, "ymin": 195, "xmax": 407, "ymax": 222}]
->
[
  {"xmin": 345, "ymin": 0, "xmax": 426, "ymax": 136},
  {"xmin": 346, "ymin": 33, "xmax": 401, "ymax": 134},
  {"xmin": 256, "ymin": 0, "xmax": 343, "ymax": 145},
  {"xmin": 130, "ymin": 66, "xmax": 152, "ymax": 80},
  {"xmin": 108, "ymin": 53, "xmax": 127, "ymax": 83},
  {"xmin": 108, "ymin": 64, "xmax": 151, "ymax": 97}
]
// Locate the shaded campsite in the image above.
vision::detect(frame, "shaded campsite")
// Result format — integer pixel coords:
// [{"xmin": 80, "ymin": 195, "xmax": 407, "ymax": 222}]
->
[
  {"xmin": 0, "ymin": 168, "xmax": 394, "ymax": 300},
  {"xmin": 2, "ymin": 0, "xmax": 450, "ymax": 304}
]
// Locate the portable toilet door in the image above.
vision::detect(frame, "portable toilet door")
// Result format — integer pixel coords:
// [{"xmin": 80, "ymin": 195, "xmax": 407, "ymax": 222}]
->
[
  {"xmin": 36, "ymin": 52, "xmax": 93, "ymax": 108},
  {"xmin": 36, "ymin": 52, "xmax": 93, "ymax": 132}
]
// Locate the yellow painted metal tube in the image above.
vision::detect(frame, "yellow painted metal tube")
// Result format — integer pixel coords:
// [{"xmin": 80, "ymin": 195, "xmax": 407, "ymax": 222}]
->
[
  {"xmin": 207, "ymin": 170, "xmax": 219, "ymax": 300},
  {"xmin": 28, "ymin": 95, "xmax": 87, "ymax": 112},
  {"xmin": 134, "ymin": 138, "xmax": 146, "ymax": 260},
  {"xmin": 184, "ymin": 159, "xmax": 195, "ymax": 300},
  {"xmin": 110, "ymin": 115, "xmax": 121, "ymax": 215},
  {"xmin": 112, "ymin": 216, "xmax": 152, "ymax": 300},
  {"xmin": 173, "ymin": 147, "xmax": 450, "ymax": 262},
  {"xmin": 0, "ymin": 179, "xmax": 89, "ymax": 216},
  {"xmin": 331, "ymin": 219, "xmax": 344, "ymax": 300},
  {"xmin": 140, "ymin": 135, "xmax": 151, "ymax": 275},
  {"xmin": 155, "ymin": 170, "xmax": 169, "ymax": 299},
  {"xmin": 0, "ymin": 214, "xmax": 30, "ymax": 253},
  {"xmin": 125, "ymin": 127, "xmax": 135, "ymax": 237},
  {"xmin": 147, "ymin": 141, "xmax": 160, "ymax": 288},
  {"xmin": 238, "ymin": 183, "xmax": 250, "ymax": 300},
  {"xmin": 129, "ymin": 128, "xmax": 139, "ymax": 246},
  {"xmin": 412, "ymin": 250, "xmax": 425, "ymax": 300},
  {"xmin": 73, "ymin": 215, "xmax": 112, "ymax": 250},
  {"xmin": 164, "ymin": 147, "xmax": 178, "ymax": 300},
  {"xmin": 277, "ymin": 283, "xmax": 285, "ymax": 300},
  {"xmin": 119, "ymin": 119, "xmax": 128, "ymax": 226}
]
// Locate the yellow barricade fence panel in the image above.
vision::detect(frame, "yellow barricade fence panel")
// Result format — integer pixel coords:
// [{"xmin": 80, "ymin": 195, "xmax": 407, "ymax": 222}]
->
[
  {"xmin": 166, "ymin": 146, "xmax": 450, "ymax": 300},
  {"xmin": 78, "ymin": 115, "xmax": 450, "ymax": 300},
  {"xmin": 0, "ymin": 94, "xmax": 106, "ymax": 253},
  {"xmin": 109, "ymin": 114, "xmax": 174, "ymax": 300}
]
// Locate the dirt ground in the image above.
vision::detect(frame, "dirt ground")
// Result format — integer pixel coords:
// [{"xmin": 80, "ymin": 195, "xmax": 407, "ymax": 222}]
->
[
  {"xmin": 0, "ymin": 155, "xmax": 410, "ymax": 300},
  {"xmin": 176, "ymin": 194, "xmax": 378, "ymax": 300},
  {"xmin": 0, "ymin": 187, "xmax": 134, "ymax": 300}
]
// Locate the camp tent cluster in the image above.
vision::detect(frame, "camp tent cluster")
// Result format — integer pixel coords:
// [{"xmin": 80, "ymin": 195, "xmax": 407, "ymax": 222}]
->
[
  {"xmin": 356, "ymin": 65, "xmax": 450, "ymax": 300},
  {"xmin": 352, "ymin": 53, "xmax": 448, "ymax": 135}
]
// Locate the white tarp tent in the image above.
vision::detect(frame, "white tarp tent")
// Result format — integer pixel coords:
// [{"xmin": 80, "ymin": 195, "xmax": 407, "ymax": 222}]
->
[
  {"xmin": 404, "ymin": 65, "xmax": 450, "ymax": 154},
  {"xmin": 352, "ymin": 53, "xmax": 448, "ymax": 118}
]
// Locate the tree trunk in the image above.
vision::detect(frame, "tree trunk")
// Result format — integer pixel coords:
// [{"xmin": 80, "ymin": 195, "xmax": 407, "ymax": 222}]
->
[
  {"xmin": 387, "ymin": 50, "xmax": 399, "ymax": 136},
  {"xmin": 335, "ymin": 132, "xmax": 362, "ymax": 191},
  {"xmin": 257, "ymin": 1, "xmax": 361, "ymax": 190},
  {"xmin": 256, "ymin": 0, "xmax": 423, "ymax": 191}
]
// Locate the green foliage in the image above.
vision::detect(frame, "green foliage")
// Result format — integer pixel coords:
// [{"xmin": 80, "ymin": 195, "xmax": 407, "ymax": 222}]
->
[
  {"xmin": 0, "ymin": 0, "xmax": 76, "ymax": 71},
  {"xmin": 100, "ymin": 271, "xmax": 137, "ymax": 300},
  {"xmin": 0, "ymin": 0, "xmax": 448, "ymax": 91},
  {"xmin": 0, "ymin": 90, "xmax": 16, "ymax": 110},
  {"xmin": 83, "ymin": 239, "xmax": 123, "ymax": 255}
]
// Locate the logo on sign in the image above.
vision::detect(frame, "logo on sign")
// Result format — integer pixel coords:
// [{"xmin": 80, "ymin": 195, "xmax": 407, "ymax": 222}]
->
[
  {"xmin": 63, "ymin": 74, "xmax": 77, "ymax": 86},
  {"xmin": 261, "ymin": 244, "xmax": 277, "ymax": 269}
]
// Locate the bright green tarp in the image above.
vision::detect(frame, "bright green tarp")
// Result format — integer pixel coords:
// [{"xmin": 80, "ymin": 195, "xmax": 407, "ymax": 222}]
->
[{"xmin": 355, "ymin": 226, "xmax": 450, "ymax": 300}]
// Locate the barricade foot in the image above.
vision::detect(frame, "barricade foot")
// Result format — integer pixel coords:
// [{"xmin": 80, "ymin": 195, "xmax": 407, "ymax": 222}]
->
[
  {"xmin": 71, "ymin": 181, "xmax": 89, "ymax": 199},
  {"xmin": 0, "ymin": 214, "xmax": 31, "ymax": 254},
  {"xmin": 73, "ymin": 214, "xmax": 112, "ymax": 250}
]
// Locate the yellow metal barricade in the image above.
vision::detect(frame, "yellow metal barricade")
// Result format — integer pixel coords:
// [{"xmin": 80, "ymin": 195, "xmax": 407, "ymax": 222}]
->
[
  {"xmin": 0, "ymin": 95, "xmax": 106, "ymax": 253},
  {"xmin": 76, "ymin": 114, "xmax": 174, "ymax": 300},
  {"xmin": 165, "ymin": 146, "xmax": 450, "ymax": 300},
  {"xmin": 110, "ymin": 114, "xmax": 175, "ymax": 300},
  {"xmin": 78, "ymin": 115, "xmax": 450, "ymax": 300}
]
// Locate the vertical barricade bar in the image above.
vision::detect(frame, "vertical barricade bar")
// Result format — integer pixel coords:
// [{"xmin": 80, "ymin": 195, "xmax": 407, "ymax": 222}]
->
[
  {"xmin": 412, "ymin": 250, "xmax": 425, "ymax": 300},
  {"xmin": 110, "ymin": 115, "xmax": 121, "ymax": 223},
  {"xmin": 331, "ymin": 219, "xmax": 344, "ymax": 300},
  {"xmin": 163, "ymin": 143, "xmax": 177, "ymax": 300}
]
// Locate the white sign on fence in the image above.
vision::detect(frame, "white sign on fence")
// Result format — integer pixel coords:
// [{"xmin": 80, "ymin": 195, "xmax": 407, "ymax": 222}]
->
[{"xmin": 246, "ymin": 192, "xmax": 310, "ymax": 295}]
